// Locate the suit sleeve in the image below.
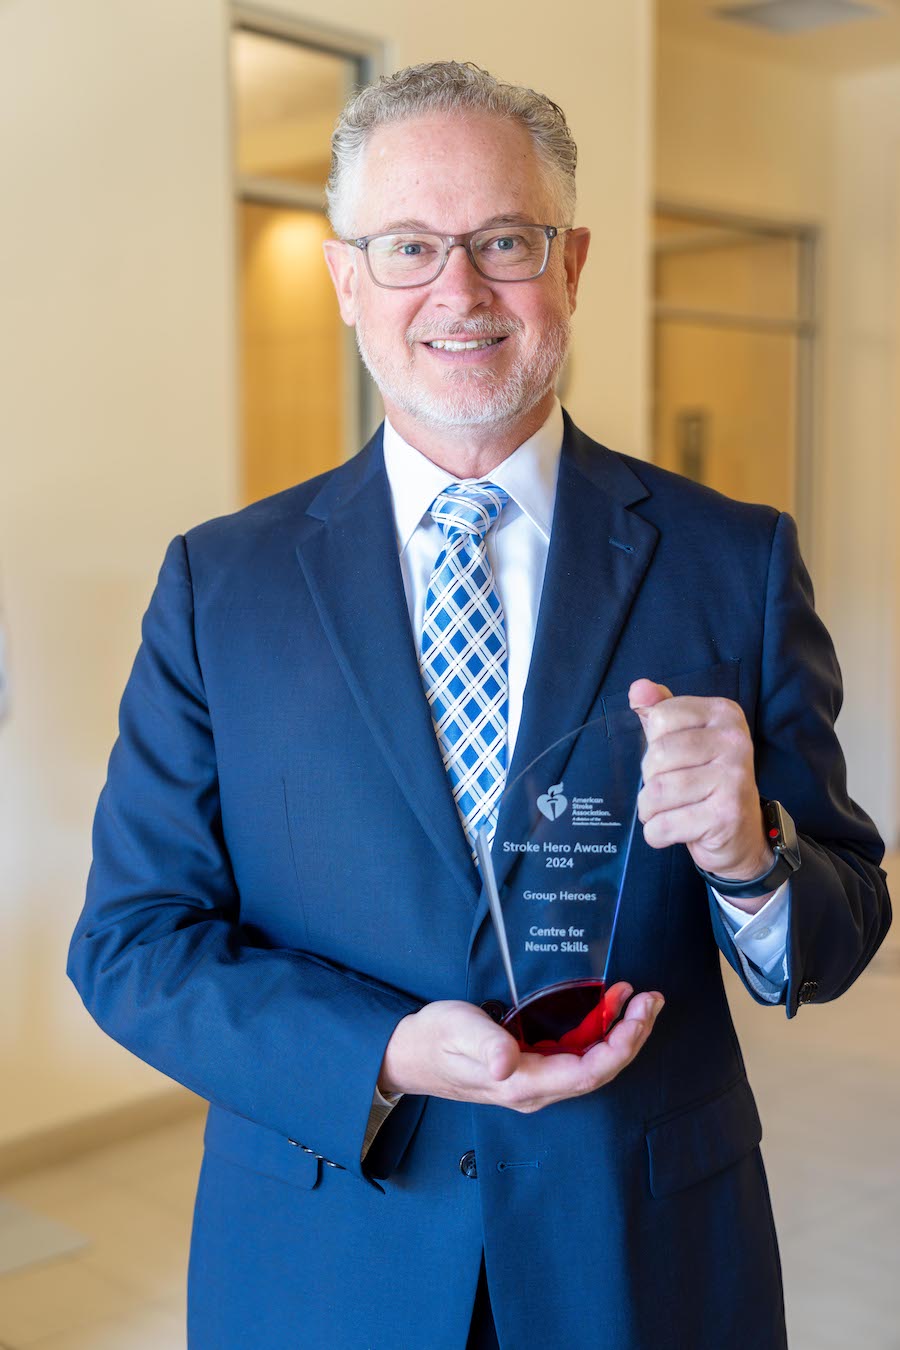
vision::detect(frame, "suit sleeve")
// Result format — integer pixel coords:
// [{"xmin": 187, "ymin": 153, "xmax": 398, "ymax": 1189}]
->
[
  {"xmin": 709, "ymin": 511, "xmax": 891, "ymax": 1015},
  {"xmin": 67, "ymin": 536, "xmax": 424, "ymax": 1184}
]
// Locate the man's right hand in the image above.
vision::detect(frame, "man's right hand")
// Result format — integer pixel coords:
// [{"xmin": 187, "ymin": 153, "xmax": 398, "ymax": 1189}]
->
[{"xmin": 377, "ymin": 983, "xmax": 663, "ymax": 1113}]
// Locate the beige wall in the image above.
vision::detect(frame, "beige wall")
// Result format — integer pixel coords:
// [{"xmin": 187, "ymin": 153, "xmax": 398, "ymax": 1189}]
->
[
  {"xmin": 656, "ymin": 31, "xmax": 899, "ymax": 846},
  {"xmin": 0, "ymin": 0, "xmax": 237, "ymax": 1145},
  {"xmin": 822, "ymin": 68, "xmax": 900, "ymax": 848},
  {"xmin": 0, "ymin": 0, "xmax": 652, "ymax": 1145},
  {"xmin": 656, "ymin": 32, "xmax": 833, "ymax": 222}
]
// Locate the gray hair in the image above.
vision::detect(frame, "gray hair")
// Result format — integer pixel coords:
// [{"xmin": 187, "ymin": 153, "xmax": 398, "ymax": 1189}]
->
[{"xmin": 326, "ymin": 60, "xmax": 577, "ymax": 237}]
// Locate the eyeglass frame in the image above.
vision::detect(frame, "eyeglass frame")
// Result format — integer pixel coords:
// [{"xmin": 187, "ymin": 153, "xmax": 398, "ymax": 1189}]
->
[{"xmin": 343, "ymin": 224, "xmax": 571, "ymax": 289}]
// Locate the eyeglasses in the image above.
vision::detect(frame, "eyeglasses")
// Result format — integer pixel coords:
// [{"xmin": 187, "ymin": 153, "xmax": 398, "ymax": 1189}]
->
[{"xmin": 345, "ymin": 224, "xmax": 569, "ymax": 289}]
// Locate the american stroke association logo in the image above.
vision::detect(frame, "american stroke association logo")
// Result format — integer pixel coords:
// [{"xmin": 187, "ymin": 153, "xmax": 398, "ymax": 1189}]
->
[{"xmin": 536, "ymin": 781, "xmax": 568, "ymax": 821}]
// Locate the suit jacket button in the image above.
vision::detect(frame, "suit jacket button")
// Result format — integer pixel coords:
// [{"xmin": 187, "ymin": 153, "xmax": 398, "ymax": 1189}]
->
[
  {"xmin": 480, "ymin": 1000, "xmax": 506, "ymax": 1024},
  {"xmin": 799, "ymin": 980, "xmax": 818, "ymax": 1004},
  {"xmin": 459, "ymin": 1150, "xmax": 478, "ymax": 1179}
]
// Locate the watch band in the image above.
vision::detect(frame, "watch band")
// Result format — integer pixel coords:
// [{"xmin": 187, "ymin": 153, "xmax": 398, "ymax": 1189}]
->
[{"xmin": 695, "ymin": 799, "xmax": 801, "ymax": 900}]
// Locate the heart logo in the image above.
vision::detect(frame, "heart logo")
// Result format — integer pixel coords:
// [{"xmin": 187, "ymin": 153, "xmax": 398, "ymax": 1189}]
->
[{"xmin": 537, "ymin": 782, "xmax": 568, "ymax": 821}]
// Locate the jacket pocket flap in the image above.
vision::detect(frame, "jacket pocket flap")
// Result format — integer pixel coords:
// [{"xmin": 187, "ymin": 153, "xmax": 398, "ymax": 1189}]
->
[
  {"xmin": 204, "ymin": 1104, "xmax": 321, "ymax": 1191},
  {"xmin": 603, "ymin": 660, "xmax": 741, "ymax": 738},
  {"xmin": 646, "ymin": 1075, "xmax": 762, "ymax": 1200}
]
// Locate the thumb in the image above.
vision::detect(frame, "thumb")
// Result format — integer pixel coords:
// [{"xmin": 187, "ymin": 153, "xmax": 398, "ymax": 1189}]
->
[
  {"xmin": 628, "ymin": 678, "xmax": 673, "ymax": 732},
  {"xmin": 478, "ymin": 1023, "xmax": 520, "ymax": 1081}
]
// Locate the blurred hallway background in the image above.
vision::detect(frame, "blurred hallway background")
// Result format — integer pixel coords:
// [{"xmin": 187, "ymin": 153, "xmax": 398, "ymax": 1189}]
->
[{"xmin": 1, "ymin": 0, "xmax": 898, "ymax": 1344}]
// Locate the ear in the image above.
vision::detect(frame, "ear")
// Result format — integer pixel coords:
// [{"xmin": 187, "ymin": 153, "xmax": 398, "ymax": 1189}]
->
[
  {"xmin": 322, "ymin": 239, "xmax": 359, "ymax": 326},
  {"xmin": 563, "ymin": 228, "xmax": 591, "ymax": 313}
]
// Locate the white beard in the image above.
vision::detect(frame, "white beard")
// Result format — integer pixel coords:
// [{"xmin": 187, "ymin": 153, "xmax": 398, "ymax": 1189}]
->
[{"xmin": 354, "ymin": 312, "xmax": 571, "ymax": 431}]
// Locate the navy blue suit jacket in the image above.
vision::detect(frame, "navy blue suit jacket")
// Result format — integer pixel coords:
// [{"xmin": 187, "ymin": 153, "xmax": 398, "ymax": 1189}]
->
[{"xmin": 69, "ymin": 413, "xmax": 890, "ymax": 1348}]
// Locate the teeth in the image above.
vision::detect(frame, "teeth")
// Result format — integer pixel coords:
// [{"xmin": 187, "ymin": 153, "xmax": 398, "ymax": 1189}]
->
[{"xmin": 428, "ymin": 337, "xmax": 502, "ymax": 351}]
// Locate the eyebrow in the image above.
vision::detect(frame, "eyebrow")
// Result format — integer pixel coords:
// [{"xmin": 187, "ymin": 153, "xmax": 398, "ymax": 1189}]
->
[{"xmin": 370, "ymin": 213, "xmax": 538, "ymax": 234}]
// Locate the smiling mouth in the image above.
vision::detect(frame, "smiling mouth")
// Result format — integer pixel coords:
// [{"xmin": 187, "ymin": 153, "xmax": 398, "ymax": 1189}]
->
[{"xmin": 425, "ymin": 336, "xmax": 508, "ymax": 351}]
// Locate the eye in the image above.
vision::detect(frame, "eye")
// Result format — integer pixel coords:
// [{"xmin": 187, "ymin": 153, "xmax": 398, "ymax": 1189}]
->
[
  {"xmin": 388, "ymin": 236, "xmax": 439, "ymax": 258},
  {"xmin": 484, "ymin": 234, "xmax": 522, "ymax": 252}
]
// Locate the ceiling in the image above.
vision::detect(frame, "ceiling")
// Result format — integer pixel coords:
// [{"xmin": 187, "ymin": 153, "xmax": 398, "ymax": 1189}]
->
[{"xmin": 658, "ymin": 0, "xmax": 900, "ymax": 72}]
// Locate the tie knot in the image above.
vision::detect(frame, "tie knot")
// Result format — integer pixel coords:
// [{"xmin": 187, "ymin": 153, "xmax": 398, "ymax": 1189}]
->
[{"xmin": 430, "ymin": 482, "xmax": 508, "ymax": 542}]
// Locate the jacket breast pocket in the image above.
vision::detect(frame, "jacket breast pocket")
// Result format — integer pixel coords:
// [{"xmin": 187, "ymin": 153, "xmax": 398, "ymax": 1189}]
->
[
  {"xmin": 645, "ymin": 1074, "xmax": 762, "ymax": 1200},
  {"xmin": 203, "ymin": 1103, "xmax": 322, "ymax": 1191},
  {"xmin": 602, "ymin": 659, "xmax": 742, "ymax": 739}
]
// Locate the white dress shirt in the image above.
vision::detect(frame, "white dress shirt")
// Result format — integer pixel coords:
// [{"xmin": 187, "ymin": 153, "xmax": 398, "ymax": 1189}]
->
[
  {"xmin": 383, "ymin": 400, "xmax": 562, "ymax": 761},
  {"xmin": 364, "ymin": 401, "xmax": 789, "ymax": 1155}
]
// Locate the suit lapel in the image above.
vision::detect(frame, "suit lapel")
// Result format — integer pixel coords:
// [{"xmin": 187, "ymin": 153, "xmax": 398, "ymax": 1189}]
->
[
  {"xmin": 295, "ymin": 416, "xmax": 659, "ymax": 919},
  {"xmin": 296, "ymin": 430, "xmax": 480, "ymax": 904},
  {"xmin": 489, "ymin": 415, "xmax": 659, "ymax": 898}
]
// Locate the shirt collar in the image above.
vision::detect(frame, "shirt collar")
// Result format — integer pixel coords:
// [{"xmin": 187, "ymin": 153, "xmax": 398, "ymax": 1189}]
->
[{"xmin": 382, "ymin": 398, "xmax": 563, "ymax": 554}]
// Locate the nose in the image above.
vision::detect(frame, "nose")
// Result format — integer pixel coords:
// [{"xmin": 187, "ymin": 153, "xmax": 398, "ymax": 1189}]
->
[{"xmin": 429, "ymin": 242, "xmax": 495, "ymax": 311}]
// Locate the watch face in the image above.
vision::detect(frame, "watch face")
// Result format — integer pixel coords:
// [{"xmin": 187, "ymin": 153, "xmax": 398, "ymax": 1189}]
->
[{"xmin": 763, "ymin": 799, "xmax": 800, "ymax": 867}]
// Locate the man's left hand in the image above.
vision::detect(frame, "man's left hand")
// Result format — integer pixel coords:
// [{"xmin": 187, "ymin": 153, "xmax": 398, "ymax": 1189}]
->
[{"xmin": 628, "ymin": 678, "xmax": 775, "ymax": 911}]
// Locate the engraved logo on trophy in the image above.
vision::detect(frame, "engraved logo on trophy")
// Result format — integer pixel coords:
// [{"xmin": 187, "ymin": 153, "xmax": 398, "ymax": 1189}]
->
[{"xmin": 536, "ymin": 782, "xmax": 568, "ymax": 821}]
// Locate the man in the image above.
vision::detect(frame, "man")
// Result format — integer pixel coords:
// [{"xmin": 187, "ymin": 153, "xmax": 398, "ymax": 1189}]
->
[{"xmin": 68, "ymin": 61, "xmax": 890, "ymax": 1349}]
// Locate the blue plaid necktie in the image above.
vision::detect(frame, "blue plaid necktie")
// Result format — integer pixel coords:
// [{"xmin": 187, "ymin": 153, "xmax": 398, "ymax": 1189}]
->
[{"xmin": 420, "ymin": 482, "xmax": 510, "ymax": 857}]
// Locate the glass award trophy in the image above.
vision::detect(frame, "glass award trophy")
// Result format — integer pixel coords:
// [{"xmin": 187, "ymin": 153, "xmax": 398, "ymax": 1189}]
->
[{"xmin": 477, "ymin": 715, "xmax": 643, "ymax": 1057}]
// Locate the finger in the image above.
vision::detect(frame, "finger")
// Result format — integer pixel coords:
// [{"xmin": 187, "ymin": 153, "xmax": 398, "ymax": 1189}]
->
[
  {"xmin": 638, "ymin": 766, "xmax": 715, "ymax": 824},
  {"xmin": 470, "ymin": 1020, "xmax": 521, "ymax": 1081},
  {"xmin": 605, "ymin": 980, "xmax": 634, "ymax": 1017},
  {"xmin": 641, "ymin": 728, "xmax": 720, "ymax": 780},
  {"xmin": 641, "ymin": 799, "xmax": 724, "ymax": 850},
  {"xmin": 641, "ymin": 695, "xmax": 744, "ymax": 746},
  {"xmin": 484, "ymin": 1049, "xmax": 574, "ymax": 1111},
  {"xmin": 564, "ymin": 1024, "xmax": 647, "ymax": 1094},
  {"xmin": 579, "ymin": 991, "xmax": 664, "ymax": 1083},
  {"xmin": 619, "ymin": 990, "xmax": 665, "ymax": 1025},
  {"xmin": 483, "ymin": 1031, "xmax": 521, "ymax": 1081},
  {"xmin": 628, "ymin": 679, "xmax": 673, "ymax": 734},
  {"xmin": 443, "ymin": 1006, "xmax": 521, "ymax": 1082}
]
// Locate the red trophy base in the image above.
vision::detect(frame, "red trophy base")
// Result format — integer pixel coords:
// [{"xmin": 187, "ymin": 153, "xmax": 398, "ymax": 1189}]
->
[{"xmin": 501, "ymin": 978, "xmax": 613, "ymax": 1056}]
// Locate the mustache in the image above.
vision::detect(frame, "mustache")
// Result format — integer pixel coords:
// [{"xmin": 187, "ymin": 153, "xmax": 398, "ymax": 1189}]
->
[{"xmin": 405, "ymin": 315, "xmax": 523, "ymax": 346}]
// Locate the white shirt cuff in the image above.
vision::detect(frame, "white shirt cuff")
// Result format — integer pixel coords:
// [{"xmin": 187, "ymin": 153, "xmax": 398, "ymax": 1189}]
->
[{"xmin": 711, "ymin": 881, "xmax": 791, "ymax": 996}]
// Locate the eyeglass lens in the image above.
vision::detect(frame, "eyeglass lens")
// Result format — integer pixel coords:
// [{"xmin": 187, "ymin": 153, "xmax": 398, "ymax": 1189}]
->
[{"xmin": 365, "ymin": 226, "xmax": 549, "ymax": 286}]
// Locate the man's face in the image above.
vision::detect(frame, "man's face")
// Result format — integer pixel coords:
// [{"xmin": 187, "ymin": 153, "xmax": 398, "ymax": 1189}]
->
[{"xmin": 324, "ymin": 113, "xmax": 590, "ymax": 434}]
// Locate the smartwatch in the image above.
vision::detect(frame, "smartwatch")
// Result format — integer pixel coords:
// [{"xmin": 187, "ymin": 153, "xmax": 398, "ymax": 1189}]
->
[{"xmin": 695, "ymin": 799, "xmax": 801, "ymax": 900}]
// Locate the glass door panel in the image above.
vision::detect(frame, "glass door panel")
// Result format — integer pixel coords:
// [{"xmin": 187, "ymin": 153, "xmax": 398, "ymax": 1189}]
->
[
  {"xmin": 231, "ymin": 17, "xmax": 375, "ymax": 503},
  {"xmin": 239, "ymin": 203, "xmax": 343, "ymax": 503},
  {"xmin": 232, "ymin": 31, "xmax": 349, "ymax": 189},
  {"xmin": 652, "ymin": 209, "xmax": 814, "ymax": 520},
  {"xmin": 653, "ymin": 320, "xmax": 796, "ymax": 513}
]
